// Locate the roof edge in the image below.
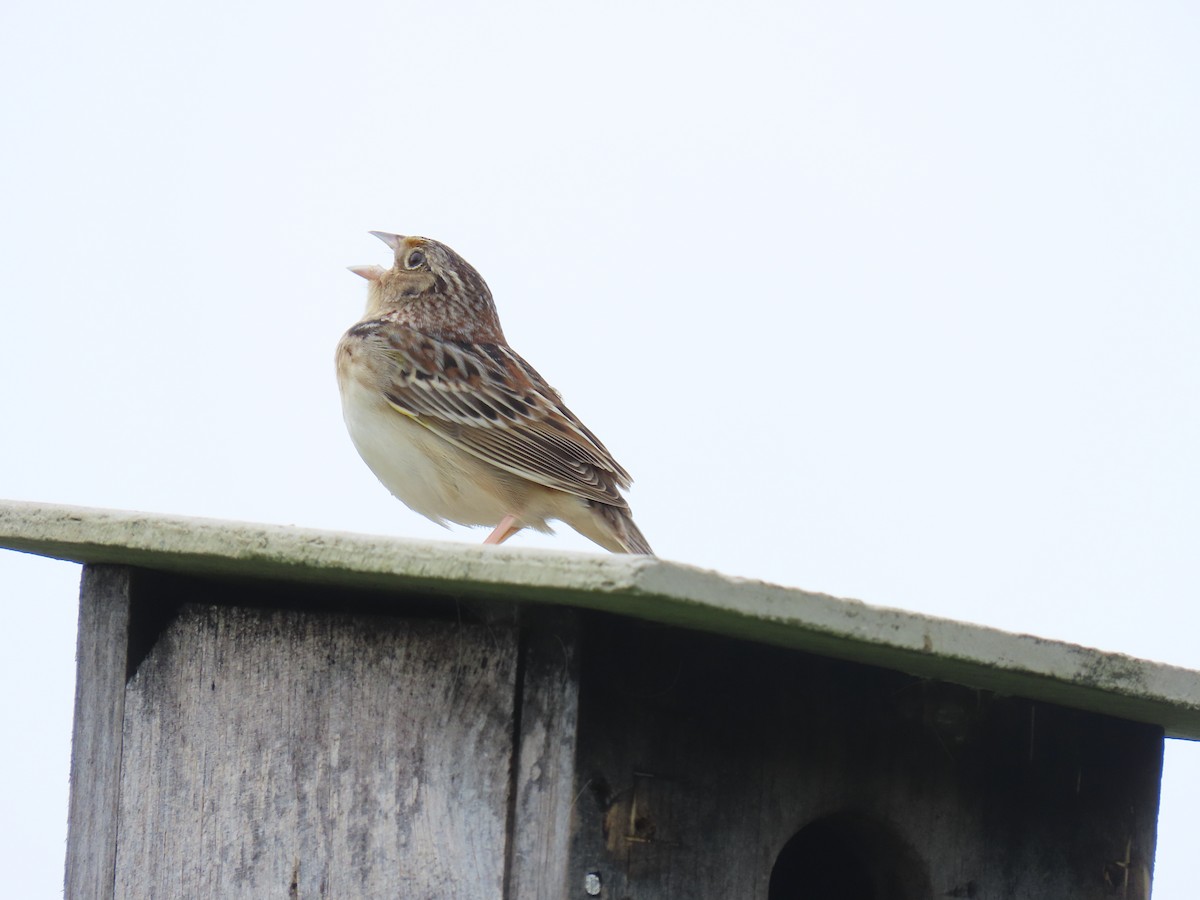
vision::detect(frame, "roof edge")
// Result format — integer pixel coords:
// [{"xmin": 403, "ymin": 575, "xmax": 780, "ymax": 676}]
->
[{"xmin": 2, "ymin": 499, "xmax": 1198, "ymax": 739}]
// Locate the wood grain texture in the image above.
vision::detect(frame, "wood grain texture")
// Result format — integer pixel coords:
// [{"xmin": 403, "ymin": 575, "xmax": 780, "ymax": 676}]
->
[
  {"xmin": 65, "ymin": 565, "xmax": 133, "ymax": 900},
  {"xmin": 505, "ymin": 611, "xmax": 581, "ymax": 899},
  {"xmin": 569, "ymin": 616, "xmax": 1164, "ymax": 900},
  {"xmin": 113, "ymin": 603, "xmax": 518, "ymax": 899}
]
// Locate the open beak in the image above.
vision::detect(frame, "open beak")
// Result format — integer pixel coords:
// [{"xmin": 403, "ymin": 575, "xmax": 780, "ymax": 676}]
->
[
  {"xmin": 347, "ymin": 264, "xmax": 386, "ymax": 281},
  {"xmin": 349, "ymin": 231, "xmax": 403, "ymax": 279},
  {"xmin": 368, "ymin": 231, "xmax": 404, "ymax": 250}
]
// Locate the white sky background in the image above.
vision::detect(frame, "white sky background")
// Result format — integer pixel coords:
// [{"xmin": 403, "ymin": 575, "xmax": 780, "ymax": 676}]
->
[{"xmin": 1, "ymin": 0, "xmax": 1197, "ymax": 895}]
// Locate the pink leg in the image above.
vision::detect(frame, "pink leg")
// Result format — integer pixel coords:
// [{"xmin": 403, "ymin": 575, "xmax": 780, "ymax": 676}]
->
[{"xmin": 483, "ymin": 514, "xmax": 522, "ymax": 545}]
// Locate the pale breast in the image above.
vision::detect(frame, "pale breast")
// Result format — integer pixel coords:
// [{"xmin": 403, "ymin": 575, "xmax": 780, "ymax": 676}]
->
[{"xmin": 337, "ymin": 341, "xmax": 517, "ymax": 527}]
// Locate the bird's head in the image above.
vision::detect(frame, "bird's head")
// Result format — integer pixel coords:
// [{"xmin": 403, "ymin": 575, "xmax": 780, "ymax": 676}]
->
[{"xmin": 350, "ymin": 232, "xmax": 502, "ymax": 341}]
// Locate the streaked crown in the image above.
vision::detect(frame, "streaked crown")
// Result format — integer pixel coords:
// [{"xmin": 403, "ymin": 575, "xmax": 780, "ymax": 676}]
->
[{"xmin": 350, "ymin": 233, "xmax": 504, "ymax": 343}]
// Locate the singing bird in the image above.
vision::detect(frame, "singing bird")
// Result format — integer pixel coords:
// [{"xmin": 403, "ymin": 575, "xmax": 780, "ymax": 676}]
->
[{"xmin": 336, "ymin": 232, "xmax": 652, "ymax": 555}]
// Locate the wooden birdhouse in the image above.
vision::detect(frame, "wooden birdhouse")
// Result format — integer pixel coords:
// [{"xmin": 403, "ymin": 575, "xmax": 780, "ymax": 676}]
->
[{"xmin": 2, "ymin": 500, "xmax": 1197, "ymax": 899}]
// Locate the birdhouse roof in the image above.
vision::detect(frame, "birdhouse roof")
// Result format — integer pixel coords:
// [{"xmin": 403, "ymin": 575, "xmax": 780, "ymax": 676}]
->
[{"xmin": 3, "ymin": 499, "xmax": 1199, "ymax": 740}]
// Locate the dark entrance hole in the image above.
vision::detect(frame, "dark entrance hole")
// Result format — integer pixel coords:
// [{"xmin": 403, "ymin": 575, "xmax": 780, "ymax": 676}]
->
[{"xmin": 769, "ymin": 812, "xmax": 931, "ymax": 900}]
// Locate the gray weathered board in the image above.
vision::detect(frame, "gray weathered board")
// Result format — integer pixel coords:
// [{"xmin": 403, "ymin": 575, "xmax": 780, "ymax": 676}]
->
[
  {"xmin": 64, "ymin": 564, "xmax": 1163, "ymax": 899},
  {"xmin": 568, "ymin": 615, "xmax": 1160, "ymax": 899},
  {"xmin": 117, "ymin": 605, "xmax": 514, "ymax": 898},
  {"xmin": 66, "ymin": 567, "xmax": 133, "ymax": 900},
  {"xmin": 65, "ymin": 566, "xmax": 578, "ymax": 899}
]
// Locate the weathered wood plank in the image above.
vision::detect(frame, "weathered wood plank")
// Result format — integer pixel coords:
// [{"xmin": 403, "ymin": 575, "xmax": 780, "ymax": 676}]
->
[
  {"xmin": 113, "ymin": 603, "xmax": 518, "ymax": 899},
  {"xmin": 506, "ymin": 611, "xmax": 581, "ymax": 899},
  {"xmin": 570, "ymin": 616, "xmax": 1164, "ymax": 900},
  {"xmin": 65, "ymin": 565, "xmax": 134, "ymax": 900}
]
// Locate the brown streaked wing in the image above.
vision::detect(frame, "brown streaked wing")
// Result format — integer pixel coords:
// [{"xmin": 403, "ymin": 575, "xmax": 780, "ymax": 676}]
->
[{"xmin": 371, "ymin": 334, "xmax": 632, "ymax": 506}]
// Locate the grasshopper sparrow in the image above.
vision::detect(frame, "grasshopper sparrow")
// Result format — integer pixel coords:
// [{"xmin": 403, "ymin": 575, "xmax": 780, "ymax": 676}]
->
[{"xmin": 336, "ymin": 232, "xmax": 652, "ymax": 555}]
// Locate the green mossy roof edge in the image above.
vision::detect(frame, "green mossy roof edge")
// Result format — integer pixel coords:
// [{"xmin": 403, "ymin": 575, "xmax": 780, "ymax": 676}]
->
[{"xmin": 3, "ymin": 499, "xmax": 1198, "ymax": 739}]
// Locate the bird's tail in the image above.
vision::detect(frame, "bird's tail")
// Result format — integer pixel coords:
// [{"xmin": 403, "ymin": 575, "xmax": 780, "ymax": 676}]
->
[{"xmin": 592, "ymin": 502, "xmax": 654, "ymax": 555}]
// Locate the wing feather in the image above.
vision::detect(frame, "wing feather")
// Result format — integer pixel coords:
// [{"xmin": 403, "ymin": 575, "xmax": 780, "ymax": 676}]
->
[{"xmin": 367, "ymin": 328, "xmax": 632, "ymax": 507}]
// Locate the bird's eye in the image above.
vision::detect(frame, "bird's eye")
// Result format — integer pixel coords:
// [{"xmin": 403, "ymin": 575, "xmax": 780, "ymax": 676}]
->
[{"xmin": 405, "ymin": 250, "xmax": 426, "ymax": 269}]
